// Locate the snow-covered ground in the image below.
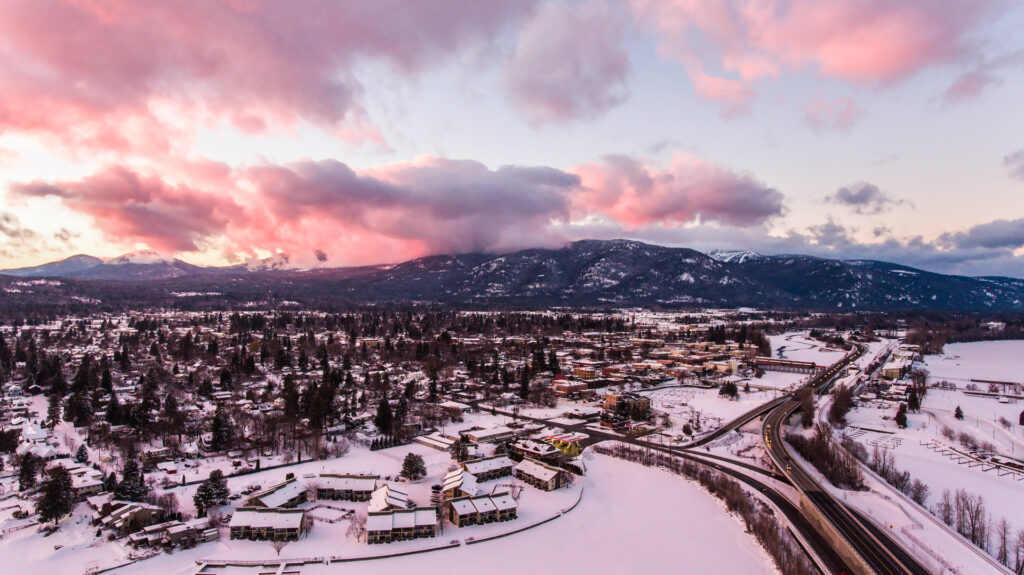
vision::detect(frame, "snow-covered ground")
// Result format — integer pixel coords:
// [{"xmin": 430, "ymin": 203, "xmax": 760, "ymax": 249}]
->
[
  {"xmin": 748, "ymin": 370, "xmax": 807, "ymax": 390},
  {"xmin": 641, "ymin": 386, "xmax": 780, "ymax": 435},
  {"xmin": 768, "ymin": 332, "xmax": 846, "ymax": 365},
  {"xmin": 922, "ymin": 340, "xmax": 1024, "ymax": 385},
  {"xmin": 839, "ymin": 374, "xmax": 1024, "ymax": 572},
  {"xmin": 114, "ymin": 452, "xmax": 778, "ymax": 575}
]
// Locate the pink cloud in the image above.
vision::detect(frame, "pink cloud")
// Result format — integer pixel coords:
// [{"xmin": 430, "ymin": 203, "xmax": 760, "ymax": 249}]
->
[
  {"xmin": 0, "ymin": 0, "xmax": 532, "ymax": 152},
  {"xmin": 572, "ymin": 154, "xmax": 785, "ymax": 228},
  {"xmin": 8, "ymin": 152, "xmax": 786, "ymax": 266},
  {"xmin": 503, "ymin": 1, "xmax": 631, "ymax": 124},
  {"xmin": 687, "ymin": 65, "xmax": 755, "ymax": 118},
  {"xmin": 10, "ymin": 166, "xmax": 243, "ymax": 253},
  {"xmin": 803, "ymin": 96, "xmax": 860, "ymax": 133},
  {"xmin": 628, "ymin": 0, "xmax": 994, "ymax": 114}
]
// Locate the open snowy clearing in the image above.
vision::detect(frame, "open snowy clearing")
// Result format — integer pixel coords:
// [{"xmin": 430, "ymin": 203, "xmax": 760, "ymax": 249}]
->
[
  {"xmin": 922, "ymin": 340, "xmax": 1024, "ymax": 385},
  {"xmin": 642, "ymin": 386, "xmax": 779, "ymax": 435},
  {"xmin": 839, "ymin": 381, "xmax": 1024, "ymax": 572}
]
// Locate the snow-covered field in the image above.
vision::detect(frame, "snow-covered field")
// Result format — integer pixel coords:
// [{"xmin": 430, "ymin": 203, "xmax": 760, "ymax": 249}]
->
[
  {"xmin": 116, "ymin": 452, "xmax": 777, "ymax": 575},
  {"xmin": 842, "ymin": 381, "xmax": 1024, "ymax": 570},
  {"xmin": 642, "ymin": 386, "xmax": 779, "ymax": 435},
  {"xmin": 749, "ymin": 370, "xmax": 807, "ymax": 390},
  {"xmin": 922, "ymin": 340, "xmax": 1024, "ymax": 385}
]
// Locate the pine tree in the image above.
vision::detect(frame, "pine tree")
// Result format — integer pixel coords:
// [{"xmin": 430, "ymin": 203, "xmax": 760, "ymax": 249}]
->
[
  {"xmin": 449, "ymin": 439, "xmax": 469, "ymax": 463},
  {"xmin": 954, "ymin": 405, "xmax": 964, "ymax": 420},
  {"xmin": 400, "ymin": 453, "xmax": 426, "ymax": 481},
  {"xmin": 193, "ymin": 469, "xmax": 230, "ymax": 517},
  {"xmin": 282, "ymin": 374, "xmax": 300, "ymax": 420},
  {"xmin": 46, "ymin": 392, "xmax": 61, "ymax": 429},
  {"xmin": 103, "ymin": 471, "xmax": 118, "ymax": 492},
  {"xmin": 210, "ymin": 403, "xmax": 233, "ymax": 451},
  {"xmin": 106, "ymin": 389, "xmax": 122, "ymax": 426},
  {"xmin": 896, "ymin": 404, "xmax": 908, "ymax": 428},
  {"xmin": 75, "ymin": 444, "xmax": 89, "ymax": 464},
  {"xmin": 19, "ymin": 453, "xmax": 38, "ymax": 491},
  {"xmin": 115, "ymin": 460, "xmax": 148, "ymax": 501},
  {"xmin": 548, "ymin": 349, "xmax": 560, "ymax": 374},
  {"xmin": 907, "ymin": 388, "xmax": 920, "ymax": 412},
  {"xmin": 374, "ymin": 398, "xmax": 393, "ymax": 435},
  {"xmin": 36, "ymin": 465, "xmax": 74, "ymax": 524}
]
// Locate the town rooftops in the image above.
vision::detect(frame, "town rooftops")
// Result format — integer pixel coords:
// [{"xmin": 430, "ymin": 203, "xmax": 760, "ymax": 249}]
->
[
  {"xmin": 317, "ymin": 474, "xmax": 377, "ymax": 492},
  {"xmin": 462, "ymin": 455, "xmax": 513, "ymax": 476},
  {"xmin": 366, "ymin": 507, "xmax": 437, "ymax": 531},
  {"xmin": 229, "ymin": 507, "xmax": 305, "ymax": 530},
  {"xmin": 368, "ymin": 484, "xmax": 409, "ymax": 513},
  {"xmin": 248, "ymin": 477, "xmax": 306, "ymax": 508},
  {"xmin": 442, "ymin": 468, "xmax": 479, "ymax": 496},
  {"xmin": 515, "ymin": 458, "xmax": 560, "ymax": 482}
]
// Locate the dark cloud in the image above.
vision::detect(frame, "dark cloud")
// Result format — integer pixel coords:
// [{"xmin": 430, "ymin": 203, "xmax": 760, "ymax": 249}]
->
[
  {"xmin": 826, "ymin": 182, "xmax": 908, "ymax": 215},
  {"xmin": 313, "ymin": 249, "xmax": 328, "ymax": 262},
  {"xmin": 53, "ymin": 228, "xmax": 78, "ymax": 243},
  {"xmin": 940, "ymin": 218, "xmax": 1024, "ymax": 250},
  {"xmin": 0, "ymin": 212, "xmax": 38, "ymax": 241},
  {"xmin": 1004, "ymin": 149, "xmax": 1024, "ymax": 182}
]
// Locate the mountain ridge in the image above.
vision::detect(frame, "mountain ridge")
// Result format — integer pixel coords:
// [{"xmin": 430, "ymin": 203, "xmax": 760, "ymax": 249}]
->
[{"xmin": 2, "ymin": 239, "xmax": 1023, "ymax": 311}]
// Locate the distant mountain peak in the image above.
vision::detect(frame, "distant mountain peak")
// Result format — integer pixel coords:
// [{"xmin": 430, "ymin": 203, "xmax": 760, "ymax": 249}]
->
[
  {"xmin": 707, "ymin": 249, "xmax": 763, "ymax": 264},
  {"xmin": 106, "ymin": 249, "xmax": 174, "ymax": 265}
]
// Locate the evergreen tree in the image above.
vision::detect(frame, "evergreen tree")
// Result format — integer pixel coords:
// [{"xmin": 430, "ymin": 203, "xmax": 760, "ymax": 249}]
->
[
  {"xmin": 394, "ymin": 395, "xmax": 409, "ymax": 430},
  {"xmin": 954, "ymin": 405, "xmax": 964, "ymax": 420},
  {"xmin": 193, "ymin": 469, "xmax": 230, "ymax": 517},
  {"xmin": 163, "ymin": 393, "xmax": 179, "ymax": 422},
  {"xmin": 210, "ymin": 403, "xmax": 234, "ymax": 451},
  {"xmin": 718, "ymin": 381, "xmax": 739, "ymax": 399},
  {"xmin": 19, "ymin": 453, "xmax": 38, "ymax": 491},
  {"xmin": 75, "ymin": 444, "xmax": 89, "ymax": 464},
  {"xmin": 400, "ymin": 453, "xmax": 426, "ymax": 480},
  {"xmin": 219, "ymin": 368, "xmax": 232, "ymax": 390},
  {"xmin": 448, "ymin": 439, "xmax": 469, "ymax": 463},
  {"xmin": 115, "ymin": 460, "xmax": 148, "ymax": 501},
  {"xmin": 36, "ymin": 465, "xmax": 74, "ymax": 524},
  {"xmin": 106, "ymin": 389, "xmax": 122, "ymax": 425},
  {"xmin": 907, "ymin": 388, "xmax": 920, "ymax": 412},
  {"xmin": 103, "ymin": 471, "xmax": 118, "ymax": 492},
  {"xmin": 282, "ymin": 374, "xmax": 300, "ymax": 421},
  {"xmin": 46, "ymin": 392, "xmax": 61, "ymax": 429},
  {"xmin": 895, "ymin": 404, "xmax": 909, "ymax": 428},
  {"xmin": 548, "ymin": 349, "xmax": 560, "ymax": 374},
  {"xmin": 374, "ymin": 397, "xmax": 393, "ymax": 434}
]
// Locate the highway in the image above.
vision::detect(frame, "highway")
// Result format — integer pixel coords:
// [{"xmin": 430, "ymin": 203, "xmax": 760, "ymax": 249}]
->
[{"xmin": 761, "ymin": 344, "xmax": 929, "ymax": 575}]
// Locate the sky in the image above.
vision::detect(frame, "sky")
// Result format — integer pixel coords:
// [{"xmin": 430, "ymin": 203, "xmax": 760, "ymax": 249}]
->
[{"xmin": 1, "ymin": 0, "xmax": 1023, "ymax": 277}]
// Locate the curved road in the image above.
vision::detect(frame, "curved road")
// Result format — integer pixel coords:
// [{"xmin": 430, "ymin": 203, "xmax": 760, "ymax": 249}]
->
[{"xmin": 762, "ymin": 344, "xmax": 928, "ymax": 575}]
